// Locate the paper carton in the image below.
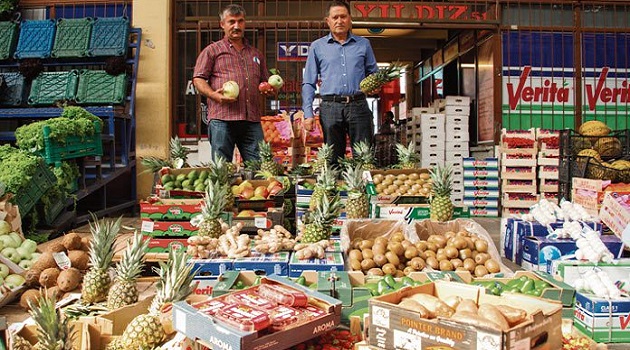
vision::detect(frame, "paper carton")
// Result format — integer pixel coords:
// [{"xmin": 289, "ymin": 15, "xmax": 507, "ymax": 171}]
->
[{"xmin": 288, "ymin": 251, "xmax": 344, "ymax": 277}]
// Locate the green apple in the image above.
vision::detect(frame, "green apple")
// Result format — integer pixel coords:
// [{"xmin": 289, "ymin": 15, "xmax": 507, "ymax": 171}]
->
[
  {"xmin": 19, "ymin": 259, "xmax": 33, "ymax": 270},
  {"xmin": 30, "ymin": 252, "xmax": 41, "ymax": 261},
  {"xmin": 16, "ymin": 246, "xmax": 31, "ymax": 260},
  {"xmin": 4, "ymin": 273, "xmax": 25, "ymax": 289},
  {"xmin": 20, "ymin": 239, "xmax": 38, "ymax": 254},
  {"xmin": 0, "ymin": 235, "xmax": 15, "ymax": 249},
  {"xmin": 1, "ymin": 247, "xmax": 20, "ymax": 263},
  {"xmin": 0, "ymin": 221, "xmax": 11, "ymax": 235},
  {"xmin": 8, "ymin": 232, "xmax": 23, "ymax": 248},
  {"xmin": 0, "ymin": 263, "xmax": 9, "ymax": 278}
]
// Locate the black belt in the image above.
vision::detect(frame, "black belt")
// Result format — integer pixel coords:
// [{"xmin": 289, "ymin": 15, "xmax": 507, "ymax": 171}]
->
[{"xmin": 321, "ymin": 94, "xmax": 366, "ymax": 103}]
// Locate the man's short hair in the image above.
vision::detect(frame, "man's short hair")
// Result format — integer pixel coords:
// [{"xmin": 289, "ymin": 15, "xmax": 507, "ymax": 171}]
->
[
  {"xmin": 220, "ymin": 4, "xmax": 246, "ymax": 21},
  {"xmin": 326, "ymin": 1, "xmax": 351, "ymax": 17}
]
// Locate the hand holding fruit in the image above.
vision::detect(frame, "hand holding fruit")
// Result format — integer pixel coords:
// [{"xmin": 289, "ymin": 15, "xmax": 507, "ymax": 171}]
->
[
  {"xmin": 216, "ymin": 80, "xmax": 239, "ymax": 103},
  {"xmin": 258, "ymin": 81, "xmax": 276, "ymax": 95}
]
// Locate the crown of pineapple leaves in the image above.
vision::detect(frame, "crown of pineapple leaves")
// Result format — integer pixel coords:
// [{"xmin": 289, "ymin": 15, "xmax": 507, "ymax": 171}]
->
[
  {"xmin": 114, "ymin": 230, "xmax": 149, "ymax": 282},
  {"xmin": 315, "ymin": 163, "xmax": 339, "ymax": 190},
  {"xmin": 429, "ymin": 164, "xmax": 453, "ymax": 198},
  {"xmin": 307, "ymin": 192, "xmax": 343, "ymax": 226},
  {"xmin": 207, "ymin": 155, "xmax": 231, "ymax": 183},
  {"xmin": 395, "ymin": 142, "xmax": 420, "ymax": 166},
  {"xmin": 191, "ymin": 180, "xmax": 227, "ymax": 227},
  {"xmin": 140, "ymin": 137, "xmax": 190, "ymax": 173},
  {"xmin": 258, "ymin": 140, "xmax": 274, "ymax": 161},
  {"xmin": 342, "ymin": 164, "xmax": 366, "ymax": 198},
  {"xmin": 149, "ymin": 249, "xmax": 197, "ymax": 315},
  {"xmin": 28, "ymin": 291, "xmax": 75, "ymax": 350}
]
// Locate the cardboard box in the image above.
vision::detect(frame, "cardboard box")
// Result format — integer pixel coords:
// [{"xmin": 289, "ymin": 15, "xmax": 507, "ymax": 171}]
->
[
  {"xmin": 501, "ymin": 178, "xmax": 537, "ymax": 193},
  {"xmin": 155, "ymin": 167, "xmax": 212, "ymax": 198},
  {"xmin": 445, "ymin": 114, "xmax": 469, "ymax": 125},
  {"xmin": 0, "ymin": 253, "xmax": 26, "ymax": 307},
  {"xmin": 140, "ymin": 197, "xmax": 203, "ymax": 221},
  {"xmin": 469, "ymin": 207, "xmax": 499, "ymax": 217},
  {"xmin": 462, "ymin": 197, "xmax": 499, "ymax": 208},
  {"xmin": 375, "ymin": 204, "xmax": 470, "ymax": 222},
  {"xmin": 540, "ymin": 178, "xmax": 559, "ymax": 193},
  {"xmin": 501, "ymin": 153, "xmax": 536, "ymax": 167},
  {"xmin": 599, "ymin": 193, "xmax": 630, "ymax": 242},
  {"xmin": 539, "ymin": 165, "xmax": 559, "ymax": 179},
  {"xmin": 501, "ymin": 207, "xmax": 529, "ymax": 218},
  {"xmin": 191, "ymin": 257, "xmax": 235, "ymax": 279},
  {"xmin": 144, "ymin": 236, "xmax": 189, "ymax": 253},
  {"xmin": 443, "ymin": 104, "xmax": 470, "ymax": 115},
  {"xmin": 503, "ymin": 220, "xmax": 602, "ymax": 264},
  {"xmin": 462, "ymin": 157, "xmax": 499, "ymax": 169},
  {"xmin": 463, "ymin": 178, "xmax": 500, "ymax": 188},
  {"xmin": 446, "ymin": 126, "xmax": 470, "ymax": 142},
  {"xmin": 233, "ymin": 251, "xmax": 290, "ymax": 276},
  {"xmin": 411, "ymin": 107, "xmax": 437, "ymax": 117},
  {"xmin": 463, "ymin": 168, "xmax": 499, "ymax": 179},
  {"xmin": 9, "ymin": 320, "xmax": 101, "ymax": 350},
  {"xmin": 234, "ymin": 207, "xmax": 284, "ymax": 233},
  {"xmin": 521, "ymin": 235, "xmax": 624, "ymax": 272},
  {"xmin": 501, "ymin": 165, "xmax": 537, "ymax": 180},
  {"xmin": 212, "ymin": 270, "xmax": 264, "ymax": 297},
  {"xmin": 288, "ymin": 251, "xmax": 344, "ymax": 277},
  {"xmin": 574, "ymin": 292, "xmax": 630, "ymax": 343},
  {"xmin": 235, "ymin": 180, "xmax": 284, "ymax": 211},
  {"xmin": 94, "ymin": 295, "xmax": 153, "ymax": 336},
  {"xmin": 537, "ymin": 156, "xmax": 559, "ymax": 166},
  {"xmin": 463, "ymin": 187, "xmax": 500, "ymax": 198},
  {"xmin": 445, "ymin": 95, "xmax": 471, "ymax": 106},
  {"xmin": 141, "ymin": 219, "xmax": 199, "ymax": 237},
  {"xmin": 172, "ymin": 275, "xmax": 342, "ymax": 350},
  {"xmin": 550, "ymin": 259, "xmax": 630, "ymax": 285},
  {"xmin": 501, "ymin": 192, "xmax": 539, "ymax": 208},
  {"xmin": 368, "ymin": 281, "xmax": 562, "ymax": 350},
  {"xmin": 445, "ymin": 141, "xmax": 469, "ymax": 153},
  {"xmin": 445, "ymin": 150, "xmax": 467, "ymax": 162}
]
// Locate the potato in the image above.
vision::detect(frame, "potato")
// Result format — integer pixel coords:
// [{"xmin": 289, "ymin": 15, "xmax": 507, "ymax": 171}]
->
[
  {"xmin": 399, "ymin": 298, "xmax": 430, "ymax": 318},
  {"xmin": 46, "ymin": 241, "xmax": 66, "ymax": 253},
  {"xmin": 20, "ymin": 289, "xmax": 42, "ymax": 310},
  {"xmin": 57, "ymin": 268, "xmax": 82, "ymax": 292},
  {"xmin": 495, "ymin": 305, "xmax": 528, "ymax": 326},
  {"xmin": 39, "ymin": 268, "xmax": 61, "ymax": 288},
  {"xmin": 62, "ymin": 232, "xmax": 82, "ymax": 250},
  {"xmin": 68, "ymin": 250, "xmax": 89, "ymax": 270},
  {"xmin": 408, "ymin": 293, "xmax": 454, "ymax": 318},
  {"xmin": 478, "ymin": 304, "xmax": 510, "ymax": 330}
]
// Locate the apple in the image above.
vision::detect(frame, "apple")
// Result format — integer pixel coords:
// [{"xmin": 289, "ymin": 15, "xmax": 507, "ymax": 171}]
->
[
  {"xmin": 18, "ymin": 259, "xmax": 33, "ymax": 270},
  {"xmin": 250, "ymin": 195, "xmax": 265, "ymax": 200},
  {"xmin": 231, "ymin": 185, "xmax": 241, "ymax": 196},
  {"xmin": 0, "ymin": 235, "xmax": 17, "ymax": 249},
  {"xmin": 240, "ymin": 187, "xmax": 254, "ymax": 200},
  {"xmin": 1, "ymin": 247, "xmax": 20, "ymax": 263},
  {"xmin": 4, "ymin": 273, "xmax": 25, "ymax": 289},
  {"xmin": 268, "ymin": 74, "xmax": 284, "ymax": 90},
  {"xmin": 268, "ymin": 185, "xmax": 283, "ymax": 197},
  {"xmin": 222, "ymin": 80, "xmax": 240, "ymax": 99},
  {"xmin": 258, "ymin": 81, "xmax": 275, "ymax": 93},
  {"xmin": 20, "ymin": 239, "xmax": 38, "ymax": 254},
  {"xmin": 236, "ymin": 210, "xmax": 255, "ymax": 218},
  {"xmin": 16, "ymin": 246, "xmax": 31, "ymax": 260},
  {"xmin": 266, "ymin": 180, "xmax": 282, "ymax": 192},
  {"xmin": 30, "ymin": 252, "xmax": 41, "ymax": 261},
  {"xmin": 8, "ymin": 232, "xmax": 23, "ymax": 248},
  {"xmin": 0, "ymin": 263, "xmax": 9, "ymax": 278},
  {"xmin": 0, "ymin": 221, "xmax": 11, "ymax": 235},
  {"xmin": 254, "ymin": 186, "xmax": 269, "ymax": 199},
  {"xmin": 239, "ymin": 180, "xmax": 254, "ymax": 190}
]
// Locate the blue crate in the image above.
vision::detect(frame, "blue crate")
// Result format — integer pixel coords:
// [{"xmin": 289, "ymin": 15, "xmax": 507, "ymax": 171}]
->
[
  {"xmin": 14, "ymin": 19, "xmax": 56, "ymax": 59},
  {"xmin": 51, "ymin": 18, "xmax": 93, "ymax": 58},
  {"xmin": 0, "ymin": 21, "xmax": 18, "ymax": 60},
  {"xmin": 0, "ymin": 73, "xmax": 26, "ymax": 106},
  {"xmin": 28, "ymin": 70, "xmax": 79, "ymax": 106},
  {"xmin": 88, "ymin": 17, "xmax": 130, "ymax": 56}
]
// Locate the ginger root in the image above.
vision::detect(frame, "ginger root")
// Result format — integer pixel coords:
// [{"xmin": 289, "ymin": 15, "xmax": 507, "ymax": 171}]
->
[
  {"xmin": 254, "ymin": 226, "xmax": 297, "ymax": 254},
  {"xmin": 293, "ymin": 240, "xmax": 329, "ymax": 260}
]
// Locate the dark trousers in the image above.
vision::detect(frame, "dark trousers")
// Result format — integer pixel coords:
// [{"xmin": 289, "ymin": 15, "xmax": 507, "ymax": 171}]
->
[
  {"xmin": 319, "ymin": 99, "xmax": 374, "ymax": 167},
  {"xmin": 209, "ymin": 119, "xmax": 264, "ymax": 163}
]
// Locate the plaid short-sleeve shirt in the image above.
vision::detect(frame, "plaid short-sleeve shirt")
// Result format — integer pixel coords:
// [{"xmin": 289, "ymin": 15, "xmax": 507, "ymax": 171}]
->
[{"xmin": 193, "ymin": 38, "xmax": 268, "ymax": 122}]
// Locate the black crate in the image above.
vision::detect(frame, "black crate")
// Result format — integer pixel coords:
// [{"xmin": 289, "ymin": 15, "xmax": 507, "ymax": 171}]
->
[{"xmin": 559, "ymin": 129, "xmax": 630, "ymax": 159}]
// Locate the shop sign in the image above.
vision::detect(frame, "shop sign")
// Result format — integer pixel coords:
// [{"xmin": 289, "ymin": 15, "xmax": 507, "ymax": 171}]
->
[
  {"xmin": 350, "ymin": 2, "xmax": 491, "ymax": 21},
  {"xmin": 584, "ymin": 67, "xmax": 630, "ymax": 112},
  {"xmin": 278, "ymin": 42, "xmax": 310, "ymax": 61}
]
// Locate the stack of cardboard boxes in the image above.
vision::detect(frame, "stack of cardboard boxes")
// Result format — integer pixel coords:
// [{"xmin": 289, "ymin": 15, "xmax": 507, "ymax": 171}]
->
[{"xmin": 499, "ymin": 129, "xmax": 539, "ymax": 217}]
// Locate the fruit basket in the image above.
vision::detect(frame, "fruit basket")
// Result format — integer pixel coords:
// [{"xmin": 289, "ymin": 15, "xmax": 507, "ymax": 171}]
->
[{"xmin": 559, "ymin": 129, "xmax": 630, "ymax": 159}]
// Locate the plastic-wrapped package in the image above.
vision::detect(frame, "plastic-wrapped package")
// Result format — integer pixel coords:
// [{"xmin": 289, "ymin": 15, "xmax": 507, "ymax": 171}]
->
[
  {"xmin": 214, "ymin": 303, "xmax": 271, "ymax": 332},
  {"xmin": 193, "ymin": 298, "xmax": 228, "ymax": 316},
  {"xmin": 226, "ymin": 289, "xmax": 277, "ymax": 310},
  {"xmin": 257, "ymin": 283, "xmax": 308, "ymax": 307},
  {"xmin": 268, "ymin": 305, "xmax": 308, "ymax": 331}
]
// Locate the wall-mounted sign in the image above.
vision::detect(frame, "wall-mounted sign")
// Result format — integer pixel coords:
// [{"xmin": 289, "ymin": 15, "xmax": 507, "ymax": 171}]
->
[
  {"xmin": 350, "ymin": 2, "xmax": 492, "ymax": 21},
  {"xmin": 278, "ymin": 42, "xmax": 311, "ymax": 61},
  {"xmin": 432, "ymin": 50, "xmax": 444, "ymax": 68},
  {"xmin": 444, "ymin": 40, "xmax": 459, "ymax": 63}
]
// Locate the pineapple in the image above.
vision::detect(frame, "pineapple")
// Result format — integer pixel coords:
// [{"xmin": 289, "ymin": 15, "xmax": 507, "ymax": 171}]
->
[
  {"xmin": 343, "ymin": 164, "xmax": 369, "ymax": 219},
  {"xmin": 11, "ymin": 335, "xmax": 33, "ymax": 350},
  {"xmin": 118, "ymin": 249, "xmax": 195, "ymax": 349},
  {"xmin": 197, "ymin": 180, "xmax": 227, "ymax": 238},
  {"xmin": 259, "ymin": 140, "xmax": 281, "ymax": 176},
  {"xmin": 28, "ymin": 292, "xmax": 74, "ymax": 350},
  {"xmin": 313, "ymin": 144, "xmax": 333, "ymax": 173},
  {"xmin": 208, "ymin": 156, "xmax": 235, "ymax": 210},
  {"xmin": 106, "ymin": 230, "xmax": 149, "ymax": 309},
  {"xmin": 395, "ymin": 142, "xmax": 420, "ymax": 169},
  {"xmin": 354, "ymin": 140, "xmax": 376, "ymax": 170},
  {"xmin": 309, "ymin": 164, "xmax": 338, "ymax": 211},
  {"xmin": 360, "ymin": 62, "xmax": 405, "ymax": 93},
  {"xmin": 429, "ymin": 164, "xmax": 454, "ymax": 222},
  {"xmin": 170, "ymin": 136, "xmax": 190, "ymax": 169},
  {"xmin": 82, "ymin": 214, "xmax": 122, "ymax": 304},
  {"xmin": 302, "ymin": 192, "xmax": 343, "ymax": 243}
]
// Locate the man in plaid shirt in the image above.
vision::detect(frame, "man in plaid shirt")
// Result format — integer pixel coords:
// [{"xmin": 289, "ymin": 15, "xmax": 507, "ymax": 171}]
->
[{"xmin": 193, "ymin": 4, "xmax": 272, "ymax": 162}]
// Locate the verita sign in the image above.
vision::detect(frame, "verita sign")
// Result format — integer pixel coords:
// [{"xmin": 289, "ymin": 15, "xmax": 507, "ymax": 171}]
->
[{"xmin": 350, "ymin": 2, "xmax": 493, "ymax": 22}]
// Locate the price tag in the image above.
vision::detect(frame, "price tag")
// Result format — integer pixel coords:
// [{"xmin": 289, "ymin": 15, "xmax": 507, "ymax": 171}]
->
[
  {"xmin": 254, "ymin": 217, "xmax": 267, "ymax": 228},
  {"xmin": 362, "ymin": 170, "xmax": 373, "ymax": 182},
  {"xmin": 141, "ymin": 220, "xmax": 155, "ymax": 233},
  {"xmin": 159, "ymin": 189, "xmax": 171, "ymax": 198},
  {"xmin": 53, "ymin": 252, "xmax": 71, "ymax": 270}
]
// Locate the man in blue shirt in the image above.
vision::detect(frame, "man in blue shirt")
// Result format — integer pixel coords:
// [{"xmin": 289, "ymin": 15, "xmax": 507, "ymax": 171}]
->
[{"xmin": 302, "ymin": 0, "xmax": 379, "ymax": 167}]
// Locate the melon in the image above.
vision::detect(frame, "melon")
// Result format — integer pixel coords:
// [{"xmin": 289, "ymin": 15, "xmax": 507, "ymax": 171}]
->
[
  {"xmin": 577, "ymin": 149, "xmax": 602, "ymax": 162},
  {"xmin": 593, "ymin": 137, "xmax": 622, "ymax": 158},
  {"xmin": 579, "ymin": 120, "xmax": 611, "ymax": 136},
  {"xmin": 572, "ymin": 138, "xmax": 592, "ymax": 155}
]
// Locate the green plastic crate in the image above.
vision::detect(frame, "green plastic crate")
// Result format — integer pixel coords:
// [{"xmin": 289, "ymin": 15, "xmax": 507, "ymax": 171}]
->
[
  {"xmin": 37, "ymin": 193, "xmax": 66, "ymax": 225},
  {"xmin": 39, "ymin": 121, "xmax": 103, "ymax": 165},
  {"xmin": 51, "ymin": 18, "xmax": 93, "ymax": 58},
  {"xmin": 13, "ymin": 161, "xmax": 56, "ymax": 216},
  {"xmin": 0, "ymin": 21, "xmax": 18, "ymax": 60},
  {"xmin": 76, "ymin": 70, "xmax": 127, "ymax": 105},
  {"xmin": 28, "ymin": 70, "xmax": 79, "ymax": 106}
]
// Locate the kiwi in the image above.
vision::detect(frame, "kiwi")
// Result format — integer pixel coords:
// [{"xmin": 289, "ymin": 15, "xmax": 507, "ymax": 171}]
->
[
  {"xmin": 426, "ymin": 242, "xmax": 438, "ymax": 252},
  {"xmin": 359, "ymin": 240, "xmax": 374, "ymax": 250},
  {"xmin": 373, "ymin": 254, "xmax": 388, "ymax": 267},
  {"xmin": 436, "ymin": 253, "xmax": 448, "ymax": 262},
  {"xmin": 401, "ymin": 240, "xmax": 412, "ymax": 249},
  {"xmin": 425, "ymin": 256, "xmax": 439, "ymax": 269},
  {"xmin": 475, "ymin": 239, "xmax": 489, "ymax": 253},
  {"xmin": 459, "ymin": 248, "xmax": 473, "ymax": 260},
  {"xmin": 404, "ymin": 246, "xmax": 419, "ymax": 260},
  {"xmin": 367, "ymin": 268, "xmax": 384, "ymax": 276},
  {"xmin": 385, "ymin": 251, "xmax": 400, "ymax": 266},
  {"xmin": 474, "ymin": 265, "xmax": 489, "ymax": 277},
  {"xmin": 349, "ymin": 258, "xmax": 362, "ymax": 271},
  {"xmin": 374, "ymin": 237, "xmax": 388, "ymax": 247},
  {"xmin": 395, "ymin": 270, "xmax": 405, "ymax": 278},
  {"xmin": 475, "ymin": 253, "xmax": 490, "ymax": 265},
  {"xmin": 410, "ymin": 257, "xmax": 426, "ymax": 270},
  {"xmin": 361, "ymin": 258, "xmax": 376, "ymax": 271},
  {"xmin": 390, "ymin": 231, "xmax": 405, "ymax": 242},
  {"xmin": 452, "ymin": 237, "xmax": 468, "ymax": 250},
  {"xmin": 388, "ymin": 242, "xmax": 405, "ymax": 257},
  {"xmin": 428, "ymin": 235, "xmax": 447, "ymax": 248},
  {"xmin": 372, "ymin": 244, "xmax": 386, "ymax": 256},
  {"xmin": 351, "ymin": 238, "xmax": 363, "ymax": 249},
  {"xmin": 463, "ymin": 258, "xmax": 476, "ymax": 272},
  {"xmin": 348, "ymin": 249, "xmax": 363, "ymax": 261},
  {"xmin": 450, "ymin": 258, "xmax": 463, "ymax": 269},
  {"xmin": 439, "ymin": 260, "xmax": 454, "ymax": 271},
  {"xmin": 444, "ymin": 246, "xmax": 459, "ymax": 259},
  {"xmin": 485, "ymin": 259, "xmax": 500, "ymax": 273},
  {"xmin": 415, "ymin": 241, "xmax": 428, "ymax": 252},
  {"xmin": 62, "ymin": 232, "xmax": 82, "ymax": 250},
  {"xmin": 362, "ymin": 248, "xmax": 374, "ymax": 260},
  {"xmin": 403, "ymin": 266, "xmax": 416, "ymax": 275},
  {"xmin": 382, "ymin": 263, "xmax": 397, "ymax": 275}
]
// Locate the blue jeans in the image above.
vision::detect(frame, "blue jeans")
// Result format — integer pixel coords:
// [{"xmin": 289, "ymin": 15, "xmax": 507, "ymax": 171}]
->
[
  {"xmin": 209, "ymin": 120, "xmax": 264, "ymax": 163},
  {"xmin": 319, "ymin": 99, "xmax": 374, "ymax": 166}
]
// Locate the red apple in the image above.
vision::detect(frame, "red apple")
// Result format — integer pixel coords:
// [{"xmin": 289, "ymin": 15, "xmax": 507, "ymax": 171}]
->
[
  {"xmin": 254, "ymin": 186, "xmax": 269, "ymax": 198},
  {"xmin": 258, "ymin": 81, "xmax": 275, "ymax": 93}
]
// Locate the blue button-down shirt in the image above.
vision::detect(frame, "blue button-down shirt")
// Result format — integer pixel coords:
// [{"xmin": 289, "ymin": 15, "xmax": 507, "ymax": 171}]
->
[{"xmin": 301, "ymin": 32, "xmax": 379, "ymax": 118}]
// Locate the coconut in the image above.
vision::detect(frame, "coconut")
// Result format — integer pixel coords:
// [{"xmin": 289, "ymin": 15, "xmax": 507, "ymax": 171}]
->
[
  {"xmin": 57, "ymin": 268, "xmax": 82, "ymax": 292},
  {"xmin": 80, "ymin": 237, "xmax": 91, "ymax": 251},
  {"xmin": 45, "ymin": 241, "xmax": 66, "ymax": 253},
  {"xmin": 24, "ymin": 268, "xmax": 43, "ymax": 287},
  {"xmin": 20, "ymin": 289, "xmax": 42, "ymax": 310},
  {"xmin": 39, "ymin": 267, "xmax": 61, "ymax": 288},
  {"xmin": 68, "ymin": 250, "xmax": 89, "ymax": 270},
  {"xmin": 62, "ymin": 232, "xmax": 83, "ymax": 251},
  {"xmin": 32, "ymin": 252, "xmax": 58, "ymax": 271}
]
